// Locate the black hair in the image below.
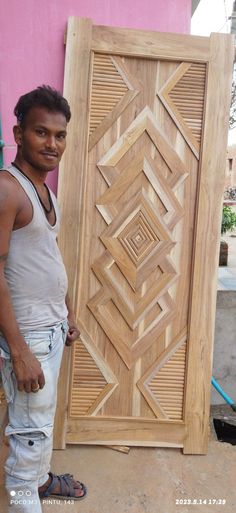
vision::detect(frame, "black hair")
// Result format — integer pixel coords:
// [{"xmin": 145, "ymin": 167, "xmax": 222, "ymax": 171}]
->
[{"xmin": 14, "ymin": 85, "xmax": 71, "ymax": 125}]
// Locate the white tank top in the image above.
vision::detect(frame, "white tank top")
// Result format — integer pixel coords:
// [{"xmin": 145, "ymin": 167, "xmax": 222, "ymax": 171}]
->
[{"xmin": 3, "ymin": 164, "xmax": 68, "ymax": 332}]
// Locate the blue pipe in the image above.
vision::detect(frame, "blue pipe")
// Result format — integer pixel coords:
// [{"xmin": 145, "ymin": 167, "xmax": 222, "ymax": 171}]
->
[
  {"xmin": 0, "ymin": 118, "xmax": 4, "ymax": 168},
  {"xmin": 211, "ymin": 376, "xmax": 236, "ymax": 411}
]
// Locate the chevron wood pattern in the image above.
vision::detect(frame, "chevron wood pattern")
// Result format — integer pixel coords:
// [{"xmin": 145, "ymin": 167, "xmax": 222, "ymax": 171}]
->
[
  {"xmin": 137, "ymin": 330, "xmax": 187, "ymax": 420},
  {"xmin": 69, "ymin": 337, "xmax": 118, "ymax": 416},
  {"xmin": 57, "ymin": 18, "xmax": 234, "ymax": 452},
  {"xmin": 89, "ymin": 53, "xmax": 140, "ymax": 150},
  {"xmin": 90, "ymin": 54, "xmax": 128, "ymax": 134},
  {"xmin": 158, "ymin": 62, "xmax": 206, "ymax": 158},
  {"xmin": 87, "ymin": 107, "xmax": 188, "ymax": 368}
]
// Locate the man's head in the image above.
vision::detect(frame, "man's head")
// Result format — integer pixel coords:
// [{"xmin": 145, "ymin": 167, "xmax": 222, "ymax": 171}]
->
[
  {"xmin": 14, "ymin": 85, "xmax": 71, "ymax": 127},
  {"xmin": 13, "ymin": 85, "xmax": 71, "ymax": 173}
]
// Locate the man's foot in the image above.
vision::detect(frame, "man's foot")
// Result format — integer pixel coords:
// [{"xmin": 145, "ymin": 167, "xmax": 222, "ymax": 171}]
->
[{"xmin": 38, "ymin": 472, "xmax": 87, "ymax": 500}]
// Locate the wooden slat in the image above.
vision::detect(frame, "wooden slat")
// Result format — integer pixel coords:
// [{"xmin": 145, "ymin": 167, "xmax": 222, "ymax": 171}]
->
[
  {"xmin": 148, "ymin": 344, "xmax": 186, "ymax": 420},
  {"xmin": 89, "ymin": 54, "xmax": 141, "ymax": 150},
  {"xmin": 90, "ymin": 54, "xmax": 129, "ymax": 135},
  {"xmin": 169, "ymin": 63, "xmax": 206, "ymax": 145},
  {"xmin": 137, "ymin": 330, "xmax": 187, "ymax": 421},
  {"xmin": 183, "ymin": 33, "xmax": 235, "ymax": 454},
  {"xmin": 66, "ymin": 417, "xmax": 186, "ymax": 446},
  {"xmin": 157, "ymin": 62, "xmax": 207, "ymax": 158},
  {"xmin": 92, "ymin": 25, "xmax": 210, "ymax": 62},
  {"xmin": 69, "ymin": 340, "xmax": 107, "ymax": 416},
  {"xmin": 54, "ymin": 17, "xmax": 92, "ymax": 449}
]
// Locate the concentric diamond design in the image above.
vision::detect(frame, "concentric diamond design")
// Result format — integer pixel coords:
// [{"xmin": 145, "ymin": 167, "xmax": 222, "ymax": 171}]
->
[
  {"xmin": 100, "ymin": 190, "xmax": 174, "ymax": 290},
  {"xmin": 119, "ymin": 210, "xmax": 160, "ymax": 265},
  {"xmin": 87, "ymin": 107, "xmax": 189, "ymax": 368}
]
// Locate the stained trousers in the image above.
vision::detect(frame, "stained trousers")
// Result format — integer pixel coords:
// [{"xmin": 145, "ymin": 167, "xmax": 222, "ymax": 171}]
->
[{"xmin": 0, "ymin": 320, "xmax": 68, "ymax": 513}]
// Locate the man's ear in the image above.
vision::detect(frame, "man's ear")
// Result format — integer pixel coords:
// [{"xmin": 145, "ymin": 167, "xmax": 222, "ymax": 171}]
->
[{"xmin": 13, "ymin": 125, "xmax": 23, "ymax": 146}]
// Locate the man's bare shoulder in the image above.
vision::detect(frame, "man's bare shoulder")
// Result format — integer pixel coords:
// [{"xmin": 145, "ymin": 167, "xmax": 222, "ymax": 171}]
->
[{"xmin": 0, "ymin": 170, "xmax": 20, "ymax": 211}]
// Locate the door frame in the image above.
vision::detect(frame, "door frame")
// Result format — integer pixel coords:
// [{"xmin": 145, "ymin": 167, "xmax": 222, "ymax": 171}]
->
[{"xmin": 54, "ymin": 18, "xmax": 234, "ymax": 454}]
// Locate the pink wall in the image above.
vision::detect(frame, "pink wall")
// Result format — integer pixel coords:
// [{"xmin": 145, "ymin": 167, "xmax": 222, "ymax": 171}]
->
[{"xmin": 1, "ymin": 0, "xmax": 191, "ymax": 193}]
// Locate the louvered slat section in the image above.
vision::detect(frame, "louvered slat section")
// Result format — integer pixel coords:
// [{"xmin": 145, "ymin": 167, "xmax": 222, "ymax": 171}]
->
[
  {"xmin": 70, "ymin": 340, "xmax": 107, "ymax": 416},
  {"xmin": 89, "ymin": 54, "xmax": 129, "ymax": 134},
  {"xmin": 169, "ymin": 63, "xmax": 206, "ymax": 144},
  {"xmin": 149, "ymin": 343, "xmax": 186, "ymax": 420}
]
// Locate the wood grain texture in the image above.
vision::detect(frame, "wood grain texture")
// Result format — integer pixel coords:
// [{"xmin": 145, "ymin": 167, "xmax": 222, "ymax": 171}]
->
[
  {"xmin": 67, "ymin": 417, "xmax": 186, "ymax": 446},
  {"xmin": 57, "ymin": 18, "xmax": 234, "ymax": 452},
  {"xmin": 92, "ymin": 25, "xmax": 210, "ymax": 62},
  {"xmin": 137, "ymin": 329, "xmax": 187, "ymax": 420},
  {"xmin": 89, "ymin": 54, "xmax": 140, "ymax": 150},
  {"xmin": 69, "ymin": 330, "xmax": 118, "ymax": 417},
  {"xmin": 183, "ymin": 33, "xmax": 235, "ymax": 454},
  {"xmin": 158, "ymin": 62, "xmax": 206, "ymax": 157},
  {"xmin": 54, "ymin": 17, "xmax": 92, "ymax": 448}
]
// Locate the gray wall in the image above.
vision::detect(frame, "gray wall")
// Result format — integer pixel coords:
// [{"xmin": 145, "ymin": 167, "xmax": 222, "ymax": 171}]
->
[{"xmin": 211, "ymin": 291, "xmax": 236, "ymax": 404}]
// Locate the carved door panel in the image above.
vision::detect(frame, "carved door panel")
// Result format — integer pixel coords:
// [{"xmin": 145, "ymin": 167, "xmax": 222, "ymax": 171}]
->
[{"xmin": 56, "ymin": 18, "xmax": 234, "ymax": 453}]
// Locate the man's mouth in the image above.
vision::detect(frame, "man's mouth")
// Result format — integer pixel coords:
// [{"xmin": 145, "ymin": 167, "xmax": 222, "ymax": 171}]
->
[{"xmin": 41, "ymin": 152, "xmax": 58, "ymax": 159}]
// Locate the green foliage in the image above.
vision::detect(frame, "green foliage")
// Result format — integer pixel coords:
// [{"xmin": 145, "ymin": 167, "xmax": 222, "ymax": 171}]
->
[{"xmin": 221, "ymin": 205, "xmax": 236, "ymax": 235}]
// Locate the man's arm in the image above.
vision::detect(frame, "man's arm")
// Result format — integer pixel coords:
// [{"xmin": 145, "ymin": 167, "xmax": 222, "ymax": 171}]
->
[
  {"xmin": 0, "ymin": 177, "xmax": 45, "ymax": 392},
  {"xmin": 65, "ymin": 293, "xmax": 80, "ymax": 346}
]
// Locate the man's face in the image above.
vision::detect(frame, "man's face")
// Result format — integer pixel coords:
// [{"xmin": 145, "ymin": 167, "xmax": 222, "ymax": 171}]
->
[{"xmin": 14, "ymin": 106, "xmax": 67, "ymax": 172}]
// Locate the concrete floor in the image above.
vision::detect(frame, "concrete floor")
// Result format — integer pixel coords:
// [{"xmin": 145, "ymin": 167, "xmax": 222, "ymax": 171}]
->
[{"xmin": 0, "ymin": 433, "xmax": 236, "ymax": 513}]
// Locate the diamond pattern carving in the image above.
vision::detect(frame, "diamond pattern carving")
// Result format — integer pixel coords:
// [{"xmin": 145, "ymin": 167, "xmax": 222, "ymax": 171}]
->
[
  {"xmin": 88, "ymin": 107, "xmax": 189, "ymax": 368},
  {"xmin": 119, "ymin": 210, "xmax": 160, "ymax": 264},
  {"xmin": 100, "ymin": 190, "xmax": 174, "ymax": 290}
]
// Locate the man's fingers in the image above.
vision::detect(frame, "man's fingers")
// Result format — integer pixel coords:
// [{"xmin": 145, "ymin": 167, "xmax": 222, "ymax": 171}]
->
[
  {"xmin": 25, "ymin": 380, "xmax": 32, "ymax": 393},
  {"xmin": 17, "ymin": 380, "xmax": 24, "ymax": 392},
  {"xmin": 66, "ymin": 329, "xmax": 80, "ymax": 343},
  {"xmin": 38, "ymin": 371, "xmax": 45, "ymax": 389},
  {"xmin": 17, "ymin": 372, "xmax": 45, "ymax": 393}
]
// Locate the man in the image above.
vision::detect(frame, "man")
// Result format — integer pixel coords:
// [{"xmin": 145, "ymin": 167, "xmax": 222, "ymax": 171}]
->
[{"xmin": 0, "ymin": 85, "xmax": 87, "ymax": 512}]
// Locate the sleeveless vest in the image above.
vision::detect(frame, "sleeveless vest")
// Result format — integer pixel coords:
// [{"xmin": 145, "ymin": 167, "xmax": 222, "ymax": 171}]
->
[{"xmin": 2, "ymin": 164, "xmax": 68, "ymax": 332}]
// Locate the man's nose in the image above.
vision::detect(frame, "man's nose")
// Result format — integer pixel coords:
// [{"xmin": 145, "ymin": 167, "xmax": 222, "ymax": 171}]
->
[{"xmin": 45, "ymin": 135, "xmax": 57, "ymax": 150}]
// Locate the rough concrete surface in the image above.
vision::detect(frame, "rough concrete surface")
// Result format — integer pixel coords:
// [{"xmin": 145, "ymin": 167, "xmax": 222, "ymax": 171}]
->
[{"xmin": 0, "ymin": 435, "xmax": 236, "ymax": 513}]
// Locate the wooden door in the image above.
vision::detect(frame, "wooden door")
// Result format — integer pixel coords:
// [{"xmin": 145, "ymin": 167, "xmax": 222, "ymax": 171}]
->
[{"xmin": 55, "ymin": 18, "xmax": 234, "ymax": 454}]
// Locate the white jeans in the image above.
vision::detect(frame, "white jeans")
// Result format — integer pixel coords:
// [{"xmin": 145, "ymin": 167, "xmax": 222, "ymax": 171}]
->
[{"xmin": 0, "ymin": 321, "xmax": 68, "ymax": 513}]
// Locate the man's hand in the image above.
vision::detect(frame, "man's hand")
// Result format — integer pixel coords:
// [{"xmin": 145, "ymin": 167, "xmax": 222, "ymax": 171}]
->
[
  {"xmin": 12, "ymin": 346, "xmax": 45, "ymax": 393},
  {"xmin": 65, "ymin": 319, "xmax": 80, "ymax": 346}
]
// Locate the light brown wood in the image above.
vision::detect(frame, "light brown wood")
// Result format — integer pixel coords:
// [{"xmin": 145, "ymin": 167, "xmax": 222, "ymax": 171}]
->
[
  {"xmin": 54, "ymin": 17, "xmax": 92, "ymax": 448},
  {"xmin": 89, "ymin": 54, "xmax": 141, "ymax": 150},
  {"xmin": 56, "ymin": 17, "xmax": 234, "ymax": 453},
  {"xmin": 53, "ymin": 348, "xmax": 71, "ymax": 449},
  {"xmin": 105, "ymin": 445, "xmax": 130, "ymax": 453},
  {"xmin": 158, "ymin": 62, "xmax": 207, "ymax": 157},
  {"xmin": 92, "ymin": 25, "xmax": 210, "ymax": 62},
  {"xmin": 183, "ymin": 33, "xmax": 235, "ymax": 454},
  {"xmin": 66, "ymin": 418, "xmax": 186, "ymax": 446}
]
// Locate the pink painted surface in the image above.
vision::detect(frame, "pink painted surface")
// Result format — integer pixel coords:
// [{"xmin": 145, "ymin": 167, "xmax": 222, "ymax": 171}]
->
[{"xmin": 1, "ymin": 0, "xmax": 191, "ymax": 193}]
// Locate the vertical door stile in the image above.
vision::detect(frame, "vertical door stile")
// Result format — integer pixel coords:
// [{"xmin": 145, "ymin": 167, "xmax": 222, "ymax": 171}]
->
[
  {"xmin": 54, "ymin": 17, "xmax": 93, "ymax": 448},
  {"xmin": 184, "ymin": 33, "xmax": 235, "ymax": 454}
]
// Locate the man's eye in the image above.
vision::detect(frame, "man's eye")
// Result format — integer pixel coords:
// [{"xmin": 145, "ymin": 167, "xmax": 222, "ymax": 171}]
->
[
  {"xmin": 57, "ymin": 134, "xmax": 66, "ymax": 140},
  {"xmin": 36, "ymin": 130, "xmax": 46, "ymax": 136}
]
